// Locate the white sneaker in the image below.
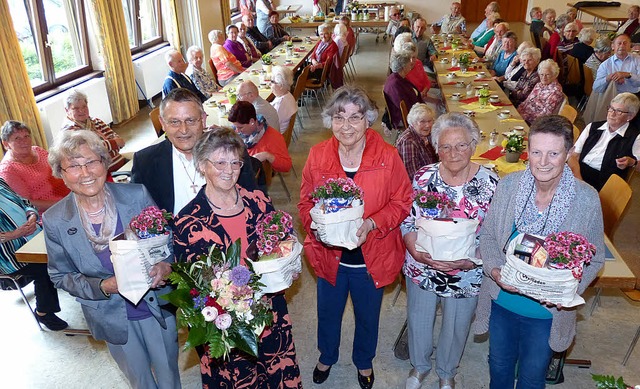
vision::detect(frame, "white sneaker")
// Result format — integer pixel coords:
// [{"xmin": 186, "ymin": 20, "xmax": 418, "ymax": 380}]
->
[
  {"xmin": 405, "ymin": 369, "xmax": 427, "ymax": 389},
  {"xmin": 439, "ymin": 377, "xmax": 455, "ymax": 389}
]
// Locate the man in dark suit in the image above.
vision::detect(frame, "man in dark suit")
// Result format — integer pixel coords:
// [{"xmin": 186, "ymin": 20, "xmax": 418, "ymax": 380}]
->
[
  {"xmin": 132, "ymin": 88, "xmax": 256, "ymax": 215},
  {"xmin": 162, "ymin": 49, "xmax": 207, "ymax": 102},
  {"xmin": 243, "ymin": 13, "xmax": 273, "ymax": 53}
]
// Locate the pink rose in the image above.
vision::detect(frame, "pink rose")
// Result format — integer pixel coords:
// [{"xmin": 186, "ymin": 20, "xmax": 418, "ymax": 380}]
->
[
  {"xmin": 201, "ymin": 306, "xmax": 219, "ymax": 322},
  {"xmin": 215, "ymin": 313, "xmax": 232, "ymax": 330}
]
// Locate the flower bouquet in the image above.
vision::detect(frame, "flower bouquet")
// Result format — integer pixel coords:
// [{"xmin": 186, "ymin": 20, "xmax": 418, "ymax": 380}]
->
[
  {"xmin": 309, "ymin": 177, "xmax": 365, "ymax": 250},
  {"xmin": 502, "ymin": 133, "xmax": 525, "ymax": 163},
  {"xmin": 500, "ymin": 232, "xmax": 596, "ymax": 307},
  {"xmin": 110, "ymin": 206, "xmax": 174, "ymax": 304},
  {"xmin": 261, "ymin": 54, "xmax": 273, "ymax": 73},
  {"xmin": 412, "ymin": 191, "xmax": 480, "ymax": 263},
  {"xmin": 248, "ymin": 211, "xmax": 303, "ymax": 293},
  {"xmin": 162, "ymin": 240, "xmax": 273, "ymax": 359}
]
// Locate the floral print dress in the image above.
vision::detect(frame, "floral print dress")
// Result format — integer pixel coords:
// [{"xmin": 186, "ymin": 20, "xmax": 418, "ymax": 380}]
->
[{"xmin": 401, "ymin": 163, "xmax": 499, "ymax": 298}]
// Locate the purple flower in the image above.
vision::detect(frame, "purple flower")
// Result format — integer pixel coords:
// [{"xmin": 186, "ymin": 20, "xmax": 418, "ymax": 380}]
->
[
  {"xmin": 229, "ymin": 265, "xmax": 252, "ymax": 286},
  {"xmin": 192, "ymin": 295, "xmax": 207, "ymax": 310}
]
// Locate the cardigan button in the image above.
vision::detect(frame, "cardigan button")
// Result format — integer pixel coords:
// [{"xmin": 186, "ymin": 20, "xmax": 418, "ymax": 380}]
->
[{"xmin": 149, "ymin": 297, "xmax": 155, "ymax": 302}]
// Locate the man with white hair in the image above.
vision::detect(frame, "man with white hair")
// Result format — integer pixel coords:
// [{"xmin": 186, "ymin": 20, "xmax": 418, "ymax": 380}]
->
[
  {"xmin": 470, "ymin": 1, "xmax": 500, "ymax": 39},
  {"xmin": 162, "ymin": 49, "xmax": 207, "ymax": 102},
  {"xmin": 432, "ymin": 2, "xmax": 466, "ymax": 35},
  {"xmin": 412, "ymin": 17, "xmax": 437, "ymax": 72},
  {"xmin": 617, "ymin": 5, "xmax": 640, "ymax": 36},
  {"xmin": 386, "ymin": 6, "xmax": 402, "ymax": 37},
  {"xmin": 593, "ymin": 34, "xmax": 640, "ymax": 94},
  {"xmin": 237, "ymin": 81, "xmax": 281, "ymax": 133}
]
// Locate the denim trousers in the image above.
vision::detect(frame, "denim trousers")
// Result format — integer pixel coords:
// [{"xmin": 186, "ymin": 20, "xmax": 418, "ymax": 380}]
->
[
  {"xmin": 317, "ymin": 265, "xmax": 384, "ymax": 370},
  {"xmin": 489, "ymin": 301, "xmax": 554, "ymax": 389}
]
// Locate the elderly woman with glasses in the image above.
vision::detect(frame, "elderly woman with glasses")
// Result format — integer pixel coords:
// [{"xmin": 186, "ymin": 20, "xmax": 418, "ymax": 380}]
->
[
  {"xmin": 568, "ymin": 92, "xmax": 640, "ymax": 191},
  {"xmin": 298, "ymin": 85, "xmax": 412, "ymax": 389},
  {"xmin": 396, "ymin": 103, "xmax": 438, "ymax": 180},
  {"xmin": 62, "ymin": 90, "xmax": 127, "ymax": 172},
  {"xmin": 43, "ymin": 130, "xmax": 180, "ymax": 388},
  {"xmin": 224, "ymin": 24, "xmax": 254, "ymax": 68},
  {"xmin": 402, "ymin": 113, "xmax": 499, "ymax": 389},
  {"xmin": 489, "ymin": 31, "xmax": 518, "ymax": 78},
  {"xmin": 474, "ymin": 115, "xmax": 604, "ymax": 389},
  {"xmin": 0, "ymin": 121, "xmax": 69, "ymax": 213},
  {"xmin": 517, "ymin": 59, "xmax": 564, "ymax": 124},
  {"xmin": 270, "ymin": 65, "xmax": 298, "ymax": 132},
  {"xmin": 173, "ymin": 127, "xmax": 302, "ymax": 388}
]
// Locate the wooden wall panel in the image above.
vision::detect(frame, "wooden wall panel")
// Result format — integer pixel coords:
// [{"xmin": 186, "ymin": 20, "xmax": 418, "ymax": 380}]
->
[{"xmin": 461, "ymin": 0, "xmax": 528, "ymax": 23}]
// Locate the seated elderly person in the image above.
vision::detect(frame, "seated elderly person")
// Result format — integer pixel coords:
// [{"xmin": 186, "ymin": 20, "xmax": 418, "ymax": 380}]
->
[
  {"xmin": 499, "ymin": 41, "xmax": 535, "ymax": 88},
  {"xmin": 386, "ymin": 6, "xmax": 402, "ymax": 37},
  {"xmin": 489, "ymin": 32, "xmax": 518, "ymax": 78},
  {"xmin": 432, "ymin": 2, "xmax": 466, "ymax": 35},
  {"xmin": 585, "ymin": 36, "xmax": 612, "ymax": 73},
  {"xmin": 0, "ymin": 121, "xmax": 69, "ymax": 213},
  {"xmin": 568, "ymin": 93, "xmax": 640, "ymax": 191},
  {"xmin": 506, "ymin": 48, "xmax": 542, "ymax": 108},
  {"xmin": 383, "ymin": 51, "xmax": 425, "ymax": 130},
  {"xmin": 396, "ymin": 103, "xmax": 438, "ymax": 179},
  {"xmin": 412, "ymin": 17, "xmax": 438, "ymax": 73},
  {"xmin": 264, "ymin": 11, "xmax": 291, "ymax": 46},
  {"xmin": 162, "ymin": 49, "xmax": 207, "ymax": 102},
  {"xmin": 566, "ymin": 7, "xmax": 584, "ymax": 31},
  {"xmin": 570, "ymin": 27, "xmax": 596, "ymax": 64},
  {"xmin": 339, "ymin": 16, "xmax": 357, "ymax": 50},
  {"xmin": 237, "ymin": 80, "xmax": 281, "ymax": 133},
  {"xmin": 0, "ymin": 178, "xmax": 68, "ymax": 331},
  {"xmin": 470, "ymin": 1, "xmax": 500, "ymax": 40},
  {"xmin": 482, "ymin": 22, "xmax": 509, "ymax": 63},
  {"xmin": 236, "ymin": 22, "xmax": 262, "ymax": 63},
  {"xmin": 469, "ymin": 13, "xmax": 501, "ymax": 55},
  {"xmin": 270, "ymin": 66, "xmax": 298, "ymax": 133},
  {"xmin": 61, "ymin": 90, "xmax": 128, "ymax": 172},
  {"xmin": 530, "ymin": 7, "xmax": 544, "ymax": 38},
  {"xmin": 394, "ymin": 34, "xmax": 431, "ymax": 100},
  {"xmin": 518, "ymin": 59, "xmax": 564, "ymax": 124},
  {"xmin": 617, "ymin": 5, "xmax": 640, "ymax": 36},
  {"xmin": 556, "ymin": 22, "xmax": 580, "ymax": 55},
  {"xmin": 309, "ymin": 24, "xmax": 339, "ymax": 81},
  {"xmin": 185, "ymin": 45, "xmax": 220, "ymax": 99},
  {"xmin": 224, "ymin": 24, "xmax": 253, "ymax": 68},
  {"xmin": 242, "ymin": 13, "xmax": 273, "ymax": 53},
  {"xmin": 542, "ymin": 13, "xmax": 570, "ymax": 60},
  {"xmin": 593, "ymin": 34, "xmax": 640, "ymax": 95},
  {"xmin": 542, "ymin": 8, "xmax": 556, "ymax": 40},
  {"xmin": 334, "ymin": 23, "xmax": 349, "ymax": 57},
  {"xmin": 209, "ymin": 29, "xmax": 245, "ymax": 86},
  {"xmin": 228, "ymin": 101, "xmax": 292, "ymax": 173}
]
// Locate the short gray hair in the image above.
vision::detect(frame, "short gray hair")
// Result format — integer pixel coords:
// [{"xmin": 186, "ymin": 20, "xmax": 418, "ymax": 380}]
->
[
  {"xmin": 407, "ymin": 104, "xmax": 435, "ymax": 128},
  {"xmin": 186, "ymin": 45, "xmax": 203, "ymax": 61},
  {"xmin": 393, "ymin": 32, "xmax": 413, "ymax": 52},
  {"xmin": 65, "ymin": 90, "xmax": 88, "ymax": 109},
  {"xmin": 1, "ymin": 120, "xmax": 31, "ymax": 142},
  {"xmin": 520, "ymin": 47, "xmax": 541, "ymax": 62},
  {"xmin": 321, "ymin": 85, "xmax": 378, "ymax": 128},
  {"xmin": 48, "ymin": 130, "xmax": 110, "ymax": 178},
  {"xmin": 555, "ymin": 14, "xmax": 570, "ymax": 31},
  {"xmin": 208, "ymin": 30, "xmax": 224, "ymax": 43},
  {"xmin": 334, "ymin": 23, "xmax": 347, "ymax": 38},
  {"xmin": 578, "ymin": 27, "xmax": 596, "ymax": 44},
  {"xmin": 538, "ymin": 59, "xmax": 560, "ymax": 78},
  {"xmin": 193, "ymin": 127, "xmax": 246, "ymax": 175},
  {"xmin": 318, "ymin": 23, "xmax": 331, "ymax": 34},
  {"xmin": 594, "ymin": 36, "xmax": 612, "ymax": 53},
  {"xmin": 611, "ymin": 92, "xmax": 640, "ymax": 118},
  {"xmin": 517, "ymin": 41, "xmax": 534, "ymax": 56},
  {"xmin": 390, "ymin": 51, "xmax": 413, "ymax": 74},
  {"xmin": 271, "ymin": 65, "xmax": 294, "ymax": 89},
  {"xmin": 430, "ymin": 112, "xmax": 480, "ymax": 150}
]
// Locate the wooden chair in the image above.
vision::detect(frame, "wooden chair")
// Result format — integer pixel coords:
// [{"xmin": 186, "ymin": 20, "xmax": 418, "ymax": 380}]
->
[
  {"xmin": 149, "ymin": 107, "xmax": 164, "ymax": 137},
  {"xmin": 292, "ymin": 65, "xmax": 311, "ymax": 124},
  {"xmin": 559, "ymin": 104, "xmax": 578, "ymax": 124},
  {"xmin": 339, "ymin": 44, "xmax": 351, "ymax": 84},
  {"xmin": 282, "ymin": 111, "xmax": 298, "ymax": 178},
  {"xmin": 208, "ymin": 58, "xmax": 222, "ymax": 88},
  {"xmin": 399, "ymin": 100, "xmax": 409, "ymax": 129},
  {"xmin": 599, "ymin": 174, "xmax": 633, "ymax": 239},
  {"xmin": 305, "ymin": 60, "xmax": 331, "ymax": 106},
  {"xmin": 578, "ymin": 64, "xmax": 594, "ymax": 112},
  {"xmin": 0, "ymin": 274, "xmax": 43, "ymax": 330},
  {"xmin": 572, "ymin": 125, "xmax": 581, "ymax": 142},
  {"xmin": 261, "ymin": 160, "xmax": 291, "ymax": 201}
]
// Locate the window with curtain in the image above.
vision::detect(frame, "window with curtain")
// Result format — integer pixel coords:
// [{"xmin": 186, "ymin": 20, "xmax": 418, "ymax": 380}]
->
[
  {"xmin": 230, "ymin": 0, "xmax": 239, "ymax": 14},
  {"xmin": 8, "ymin": 0, "xmax": 92, "ymax": 95},
  {"xmin": 122, "ymin": 0, "xmax": 164, "ymax": 54}
]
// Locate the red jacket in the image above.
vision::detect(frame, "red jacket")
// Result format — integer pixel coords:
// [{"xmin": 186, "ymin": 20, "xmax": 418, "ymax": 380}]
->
[
  {"xmin": 298, "ymin": 129, "xmax": 413, "ymax": 287},
  {"xmin": 311, "ymin": 39, "xmax": 339, "ymax": 70}
]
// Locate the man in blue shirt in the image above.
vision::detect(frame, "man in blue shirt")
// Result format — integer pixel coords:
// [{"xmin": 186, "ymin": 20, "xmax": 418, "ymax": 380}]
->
[
  {"xmin": 593, "ymin": 34, "xmax": 640, "ymax": 94},
  {"xmin": 162, "ymin": 49, "xmax": 207, "ymax": 102},
  {"xmin": 470, "ymin": 1, "xmax": 500, "ymax": 40}
]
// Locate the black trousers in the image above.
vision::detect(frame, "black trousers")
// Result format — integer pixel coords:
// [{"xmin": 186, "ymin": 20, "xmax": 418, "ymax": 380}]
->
[{"xmin": 12, "ymin": 263, "xmax": 61, "ymax": 314}]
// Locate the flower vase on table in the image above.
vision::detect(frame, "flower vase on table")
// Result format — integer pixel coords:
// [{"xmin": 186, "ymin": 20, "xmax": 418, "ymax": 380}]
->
[
  {"xmin": 505, "ymin": 151, "xmax": 521, "ymax": 163},
  {"xmin": 502, "ymin": 133, "xmax": 525, "ymax": 163}
]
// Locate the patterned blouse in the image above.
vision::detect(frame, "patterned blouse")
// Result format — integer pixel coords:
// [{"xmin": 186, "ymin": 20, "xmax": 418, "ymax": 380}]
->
[
  {"xmin": 0, "ymin": 178, "xmax": 39, "ymax": 274},
  {"xmin": 61, "ymin": 117, "xmax": 126, "ymax": 172},
  {"xmin": 509, "ymin": 70, "xmax": 540, "ymax": 108},
  {"xmin": 396, "ymin": 126, "xmax": 438, "ymax": 180},
  {"xmin": 401, "ymin": 163, "xmax": 499, "ymax": 298},
  {"xmin": 186, "ymin": 64, "xmax": 218, "ymax": 98},
  {"xmin": 517, "ymin": 80, "xmax": 564, "ymax": 124}
]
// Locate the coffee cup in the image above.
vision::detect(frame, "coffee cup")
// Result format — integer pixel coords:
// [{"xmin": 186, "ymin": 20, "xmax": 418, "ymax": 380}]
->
[
  {"xmin": 451, "ymin": 93, "xmax": 462, "ymax": 100},
  {"xmin": 456, "ymin": 81, "xmax": 466, "ymax": 88},
  {"xmin": 490, "ymin": 95, "xmax": 500, "ymax": 103},
  {"xmin": 512, "ymin": 126, "xmax": 525, "ymax": 135},
  {"xmin": 447, "ymin": 72, "xmax": 456, "ymax": 79},
  {"xmin": 463, "ymin": 110, "xmax": 475, "ymax": 117},
  {"xmin": 440, "ymin": 58, "xmax": 449, "ymax": 63},
  {"xmin": 498, "ymin": 110, "xmax": 511, "ymax": 119}
]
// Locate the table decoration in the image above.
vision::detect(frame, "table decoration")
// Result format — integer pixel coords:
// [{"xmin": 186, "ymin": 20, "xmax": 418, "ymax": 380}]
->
[
  {"xmin": 502, "ymin": 133, "xmax": 525, "ymax": 162},
  {"xmin": 162, "ymin": 240, "xmax": 273, "ymax": 359},
  {"xmin": 459, "ymin": 102, "xmax": 499, "ymax": 114},
  {"xmin": 413, "ymin": 190, "xmax": 454, "ymax": 219}
]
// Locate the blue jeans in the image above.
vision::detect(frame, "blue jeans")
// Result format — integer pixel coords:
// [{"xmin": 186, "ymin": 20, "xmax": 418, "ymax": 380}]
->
[
  {"xmin": 317, "ymin": 266, "xmax": 384, "ymax": 370},
  {"xmin": 489, "ymin": 301, "xmax": 554, "ymax": 389}
]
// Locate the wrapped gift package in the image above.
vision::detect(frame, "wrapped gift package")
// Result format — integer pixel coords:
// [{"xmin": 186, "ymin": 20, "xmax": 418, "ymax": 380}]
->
[
  {"xmin": 309, "ymin": 199, "xmax": 364, "ymax": 250},
  {"xmin": 248, "ymin": 237, "xmax": 303, "ymax": 294},
  {"xmin": 415, "ymin": 218, "xmax": 481, "ymax": 264}
]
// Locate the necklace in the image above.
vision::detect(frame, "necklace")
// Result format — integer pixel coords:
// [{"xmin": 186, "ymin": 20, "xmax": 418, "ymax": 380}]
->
[
  {"xmin": 86, "ymin": 206, "xmax": 105, "ymax": 217},
  {"xmin": 339, "ymin": 140, "xmax": 366, "ymax": 167},
  {"xmin": 207, "ymin": 189, "xmax": 240, "ymax": 211},
  {"xmin": 178, "ymin": 155, "xmax": 199, "ymax": 194}
]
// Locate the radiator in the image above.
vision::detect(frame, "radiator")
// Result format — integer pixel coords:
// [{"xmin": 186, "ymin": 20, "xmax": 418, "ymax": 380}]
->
[
  {"xmin": 133, "ymin": 46, "xmax": 172, "ymax": 100},
  {"xmin": 37, "ymin": 77, "xmax": 112, "ymax": 146}
]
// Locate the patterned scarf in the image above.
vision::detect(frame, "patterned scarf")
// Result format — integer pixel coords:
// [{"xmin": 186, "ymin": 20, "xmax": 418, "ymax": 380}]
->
[
  {"xmin": 238, "ymin": 115, "xmax": 267, "ymax": 149},
  {"xmin": 513, "ymin": 164, "xmax": 575, "ymax": 235},
  {"xmin": 75, "ymin": 186, "xmax": 118, "ymax": 252}
]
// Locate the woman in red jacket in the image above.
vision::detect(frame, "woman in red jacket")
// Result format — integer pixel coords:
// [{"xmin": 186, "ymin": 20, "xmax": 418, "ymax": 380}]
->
[
  {"xmin": 298, "ymin": 86, "xmax": 413, "ymax": 389},
  {"xmin": 309, "ymin": 23, "xmax": 339, "ymax": 81}
]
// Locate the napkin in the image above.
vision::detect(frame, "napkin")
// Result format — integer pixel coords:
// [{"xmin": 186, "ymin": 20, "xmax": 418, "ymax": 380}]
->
[
  {"xmin": 219, "ymin": 99, "xmax": 229, "ymax": 104},
  {"xmin": 294, "ymin": 48, "xmax": 305, "ymax": 52},
  {"xmin": 447, "ymin": 66, "xmax": 460, "ymax": 71},
  {"xmin": 459, "ymin": 96, "xmax": 478, "ymax": 104},
  {"xmin": 443, "ymin": 81, "xmax": 458, "ymax": 85},
  {"xmin": 479, "ymin": 146, "xmax": 528, "ymax": 161},
  {"xmin": 501, "ymin": 118, "xmax": 525, "ymax": 123},
  {"xmin": 491, "ymin": 101, "xmax": 513, "ymax": 107},
  {"xmin": 474, "ymin": 78, "xmax": 493, "ymax": 82},
  {"xmin": 460, "ymin": 102, "xmax": 499, "ymax": 113}
]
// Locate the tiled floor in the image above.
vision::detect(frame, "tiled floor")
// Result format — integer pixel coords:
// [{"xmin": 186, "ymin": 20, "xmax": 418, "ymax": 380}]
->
[{"xmin": 2, "ymin": 24, "xmax": 640, "ymax": 388}]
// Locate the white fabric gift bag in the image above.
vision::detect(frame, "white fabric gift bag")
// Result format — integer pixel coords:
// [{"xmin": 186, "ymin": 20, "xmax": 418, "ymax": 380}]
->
[
  {"xmin": 500, "ymin": 233, "xmax": 583, "ymax": 307},
  {"xmin": 248, "ymin": 237, "xmax": 304, "ymax": 294},
  {"xmin": 415, "ymin": 218, "xmax": 480, "ymax": 263},
  {"xmin": 309, "ymin": 199, "xmax": 365, "ymax": 250},
  {"xmin": 109, "ymin": 232, "xmax": 172, "ymax": 304}
]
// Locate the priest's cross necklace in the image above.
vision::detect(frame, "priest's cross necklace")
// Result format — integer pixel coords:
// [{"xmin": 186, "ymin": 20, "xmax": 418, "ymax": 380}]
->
[{"xmin": 179, "ymin": 156, "xmax": 199, "ymax": 193}]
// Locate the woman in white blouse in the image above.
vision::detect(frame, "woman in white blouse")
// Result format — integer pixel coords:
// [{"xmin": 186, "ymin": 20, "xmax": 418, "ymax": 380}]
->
[{"xmin": 270, "ymin": 65, "xmax": 298, "ymax": 133}]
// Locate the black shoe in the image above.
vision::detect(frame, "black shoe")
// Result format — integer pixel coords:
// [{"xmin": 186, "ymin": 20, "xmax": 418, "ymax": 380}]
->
[
  {"xmin": 37, "ymin": 312, "xmax": 69, "ymax": 331},
  {"xmin": 357, "ymin": 369, "xmax": 375, "ymax": 389},
  {"xmin": 312, "ymin": 364, "xmax": 332, "ymax": 384}
]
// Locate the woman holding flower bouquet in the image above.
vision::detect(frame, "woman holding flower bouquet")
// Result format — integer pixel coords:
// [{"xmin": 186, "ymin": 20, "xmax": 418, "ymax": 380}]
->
[
  {"xmin": 401, "ymin": 112, "xmax": 499, "ymax": 389},
  {"xmin": 43, "ymin": 130, "xmax": 180, "ymax": 389},
  {"xmin": 298, "ymin": 85, "xmax": 413, "ymax": 389},
  {"xmin": 474, "ymin": 115, "xmax": 605, "ymax": 389},
  {"xmin": 173, "ymin": 128, "xmax": 301, "ymax": 389}
]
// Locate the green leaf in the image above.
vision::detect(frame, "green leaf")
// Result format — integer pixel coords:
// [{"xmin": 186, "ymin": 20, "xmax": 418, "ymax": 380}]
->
[
  {"xmin": 184, "ymin": 326, "xmax": 207, "ymax": 350},
  {"xmin": 206, "ymin": 327, "xmax": 227, "ymax": 359},
  {"xmin": 231, "ymin": 325, "xmax": 259, "ymax": 357},
  {"xmin": 226, "ymin": 239, "xmax": 242, "ymax": 268},
  {"xmin": 159, "ymin": 288, "xmax": 193, "ymax": 307}
]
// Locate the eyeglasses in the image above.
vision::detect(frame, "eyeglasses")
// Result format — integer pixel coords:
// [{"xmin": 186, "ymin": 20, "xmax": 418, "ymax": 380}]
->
[
  {"xmin": 438, "ymin": 140, "xmax": 476, "ymax": 154},
  {"xmin": 61, "ymin": 159, "xmax": 103, "ymax": 174},
  {"xmin": 163, "ymin": 117, "xmax": 202, "ymax": 128},
  {"xmin": 207, "ymin": 159, "xmax": 244, "ymax": 171},
  {"xmin": 332, "ymin": 114, "xmax": 365, "ymax": 125},
  {"xmin": 391, "ymin": 13, "xmax": 400, "ymax": 16},
  {"xmin": 608, "ymin": 106, "xmax": 630, "ymax": 115}
]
